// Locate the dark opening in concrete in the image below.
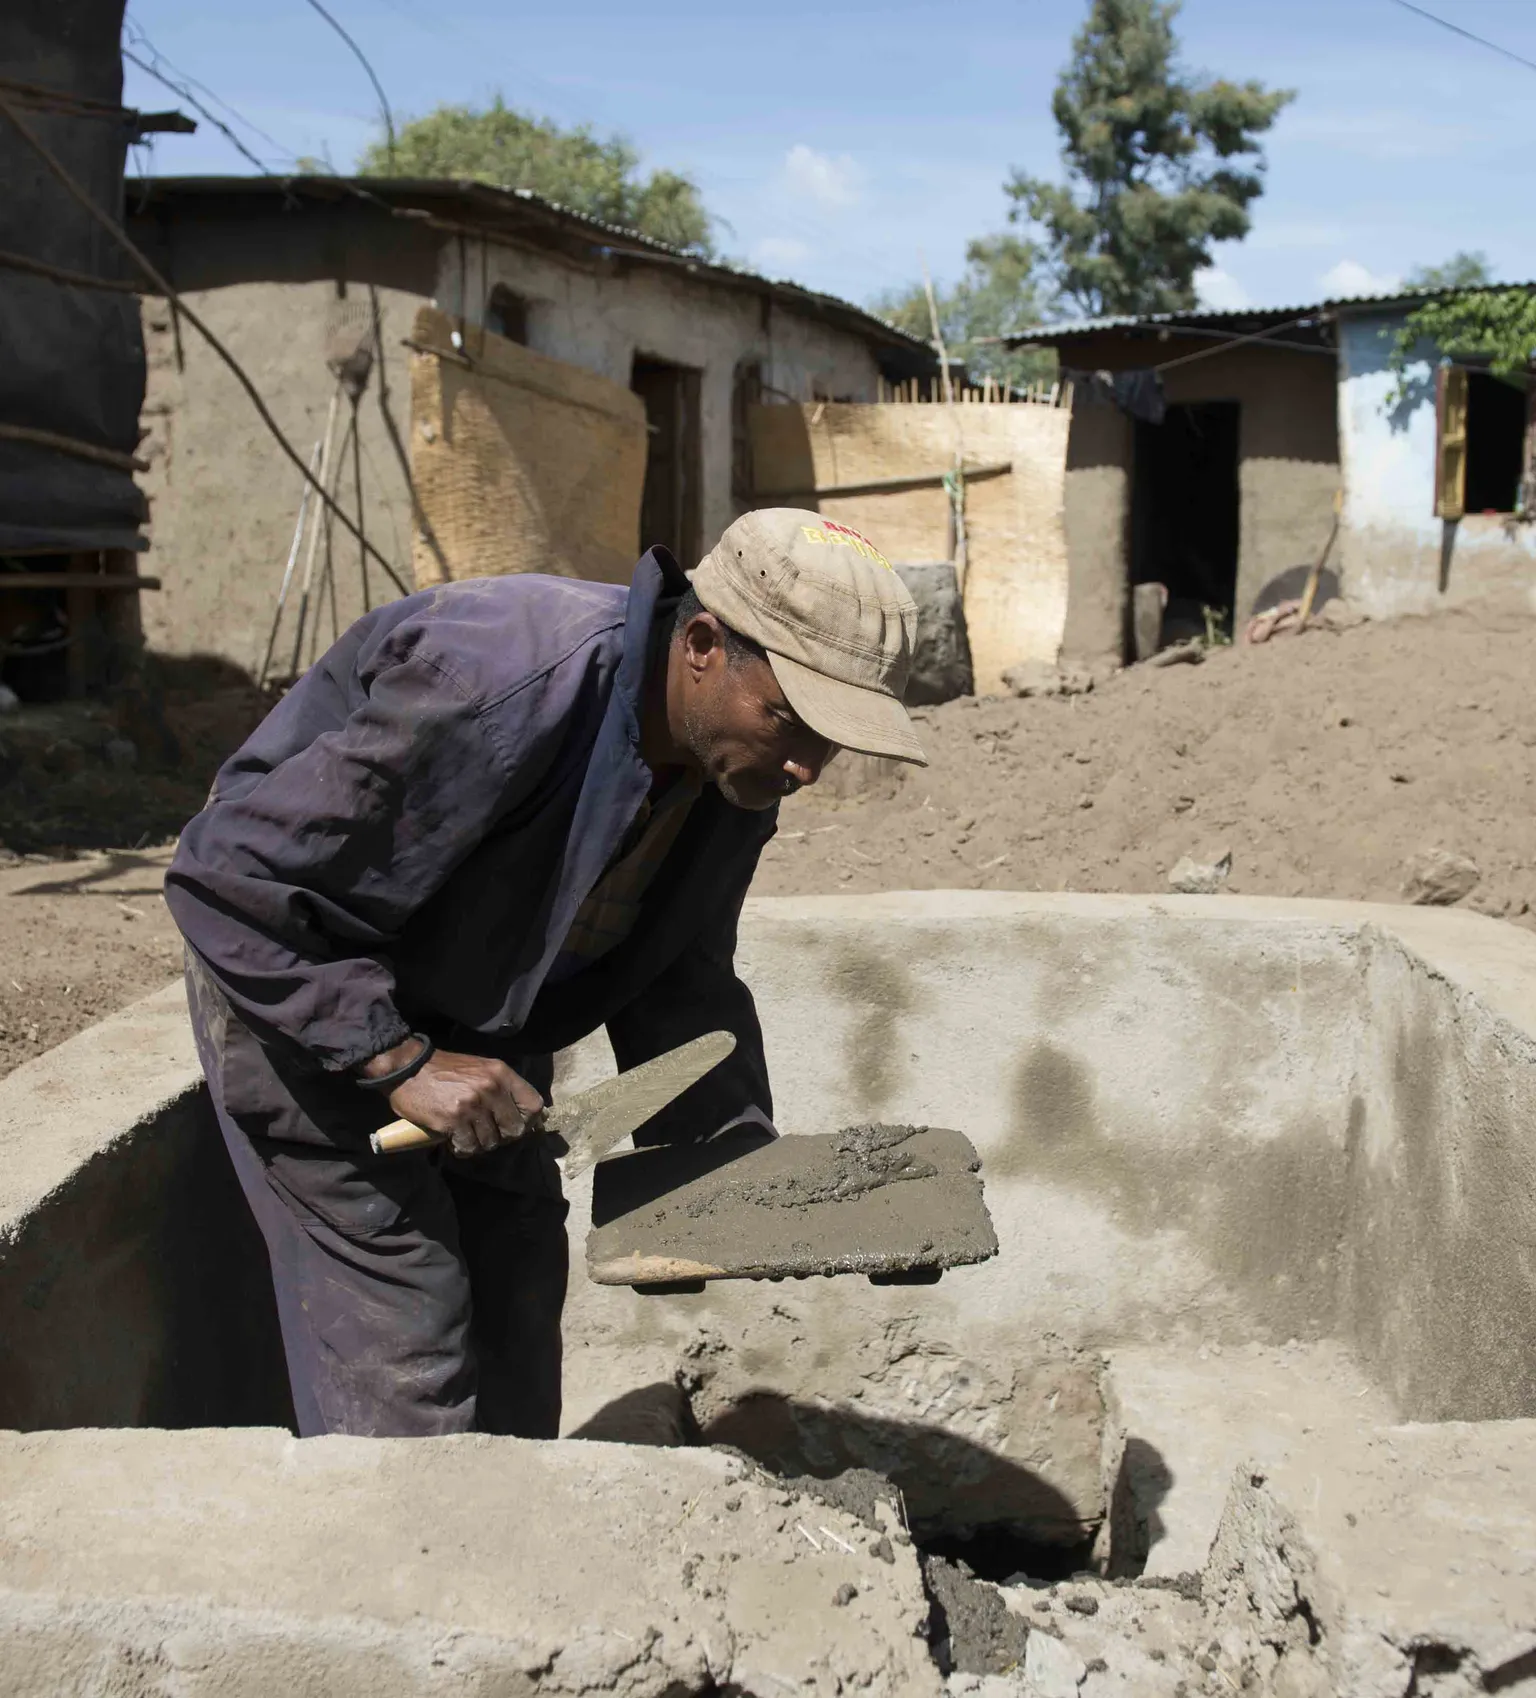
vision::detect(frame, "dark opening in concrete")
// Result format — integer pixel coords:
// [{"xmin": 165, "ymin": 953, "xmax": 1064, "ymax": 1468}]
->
[{"xmin": 919, "ymin": 1522, "xmax": 1098, "ymax": 1586}]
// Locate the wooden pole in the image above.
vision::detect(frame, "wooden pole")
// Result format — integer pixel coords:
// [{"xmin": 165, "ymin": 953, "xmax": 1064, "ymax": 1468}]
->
[
  {"xmin": 288, "ymin": 383, "xmax": 342, "ymax": 681},
  {"xmin": 919, "ymin": 254, "xmax": 967, "ymax": 592},
  {"xmin": 352, "ymin": 396, "xmax": 370, "ymax": 613}
]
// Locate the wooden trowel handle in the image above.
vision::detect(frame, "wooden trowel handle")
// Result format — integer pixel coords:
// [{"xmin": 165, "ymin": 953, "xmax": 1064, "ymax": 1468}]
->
[
  {"xmin": 370, "ymin": 1110, "xmax": 555, "ymax": 1156},
  {"xmin": 370, "ymin": 1118, "xmax": 443, "ymax": 1155}
]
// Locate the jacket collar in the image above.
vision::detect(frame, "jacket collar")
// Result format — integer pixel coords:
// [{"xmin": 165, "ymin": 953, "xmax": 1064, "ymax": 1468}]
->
[
  {"xmin": 612, "ymin": 546, "xmax": 687, "ymax": 734},
  {"xmin": 503, "ymin": 547, "xmax": 686, "ymax": 1030}
]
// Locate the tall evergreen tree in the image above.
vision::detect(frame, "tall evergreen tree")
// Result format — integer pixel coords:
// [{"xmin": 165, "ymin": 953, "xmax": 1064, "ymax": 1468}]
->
[{"xmin": 1008, "ymin": 0, "xmax": 1292, "ymax": 317}]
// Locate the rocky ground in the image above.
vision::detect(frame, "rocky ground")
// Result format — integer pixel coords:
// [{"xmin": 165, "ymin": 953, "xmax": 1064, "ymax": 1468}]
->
[
  {"xmin": 2, "ymin": 600, "xmax": 1533, "ymax": 1078},
  {"xmin": 940, "ymin": 1571, "xmax": 1240, "ymax": 1698}
]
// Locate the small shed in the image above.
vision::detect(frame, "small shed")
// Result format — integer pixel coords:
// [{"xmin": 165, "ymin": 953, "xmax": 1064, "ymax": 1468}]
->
[
  {"xmin": 1018, "ymin": 288, "xmax": 1536, "ymax": 669},
  {"xmin": 125, "ymin": 176, "xmax": 933, "ymax": 677}
]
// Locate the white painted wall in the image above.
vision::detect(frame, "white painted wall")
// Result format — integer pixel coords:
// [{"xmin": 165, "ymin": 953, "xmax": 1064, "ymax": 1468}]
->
[
  {"xmin": 1337, "ymin": 312, "xmax": 1535, "ymax": 616},
  {"xmin": 435, "ymin": 245, "xmax": 884, "ymax": 558}
]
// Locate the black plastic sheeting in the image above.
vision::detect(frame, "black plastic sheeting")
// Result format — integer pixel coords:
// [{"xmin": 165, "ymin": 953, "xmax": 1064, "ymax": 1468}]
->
[
  {"xmin": 1065, "ymin": 366, "xmax": 1167, "ymax": 426},
  {"xmin": 0, "ymin": 0, "xmax": 147, "ymax": 553}
]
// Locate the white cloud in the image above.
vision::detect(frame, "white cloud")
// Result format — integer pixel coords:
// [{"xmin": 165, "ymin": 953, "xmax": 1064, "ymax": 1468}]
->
[
  {"xmin": 782, "ymin": 144, "xmax": 862, "ymax": 209},
  {"xmin": 752, "ymin": 236, "xmax": 811, "ymax": 273},
  {"xmin": 1195, "ymin": 267, "xmax": 1252, "ymax": 311},
  {"xmin": 1319, "ymin": 258, "xmax": 1403, "ymax": 299}
]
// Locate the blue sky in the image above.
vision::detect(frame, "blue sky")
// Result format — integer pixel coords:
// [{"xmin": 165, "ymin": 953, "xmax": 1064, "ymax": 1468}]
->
[{"xmin": 122, "ymin": 0, "xmax": 1536, "ymax": 318}]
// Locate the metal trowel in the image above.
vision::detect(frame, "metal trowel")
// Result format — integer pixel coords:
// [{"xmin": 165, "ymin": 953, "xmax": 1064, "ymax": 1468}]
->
[{"xmin": 368, "ymin": 1030, "xmax": 737, "ymax": 1177}]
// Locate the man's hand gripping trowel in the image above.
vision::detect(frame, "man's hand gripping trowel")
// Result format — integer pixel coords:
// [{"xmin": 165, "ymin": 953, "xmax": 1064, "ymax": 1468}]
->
[{"xmin": 367, "ymin": 1030, "xmax": 737, "ymax": 1178}]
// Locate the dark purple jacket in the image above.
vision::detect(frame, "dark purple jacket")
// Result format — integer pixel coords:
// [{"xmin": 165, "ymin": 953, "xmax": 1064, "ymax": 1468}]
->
[{"xmin": 167, "ymin": 549, "xmax": 776, "ymax": 1141}]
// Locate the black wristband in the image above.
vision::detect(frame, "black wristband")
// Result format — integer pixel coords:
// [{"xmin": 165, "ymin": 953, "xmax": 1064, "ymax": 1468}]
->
[{"xmin": 356, "ymin": 1033, "xmax": 436, "ymax": 1093}]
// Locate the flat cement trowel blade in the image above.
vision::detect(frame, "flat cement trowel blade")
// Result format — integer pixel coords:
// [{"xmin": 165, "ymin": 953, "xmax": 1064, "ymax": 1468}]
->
[{"xmin": 547, "ymin": 1029, "xmax": 736, "ymax": 1181}]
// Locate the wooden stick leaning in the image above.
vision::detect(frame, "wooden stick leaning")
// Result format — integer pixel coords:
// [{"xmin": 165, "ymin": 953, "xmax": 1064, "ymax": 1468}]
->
[{"xmin": 1297, "ymin": 489, "xmax": 1344, "ymax": 630}]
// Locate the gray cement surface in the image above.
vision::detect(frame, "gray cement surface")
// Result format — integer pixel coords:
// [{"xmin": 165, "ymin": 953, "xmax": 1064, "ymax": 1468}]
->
[
  {"xmin": 8, "ymin": 891, "xmax": 1536, "ymax": 1692},
  {"xmin": 586, "ymin": 1123, "xmax": 998, "ymax": 1285},
  {"xmin": 1206, "ymin": 1420, "xmax": 1536, "ymax": 1697},
  {"xmin": 1098, "ymin": 1342, "xmax": 1397, "ymax": 1581},
  {"xmin": 0, "ymin": 1427, "xmax": 942, "ymax": 1698},
  {"xmin": 0, "ymin": 979, "xmax": 289, "ymax": 1430}
]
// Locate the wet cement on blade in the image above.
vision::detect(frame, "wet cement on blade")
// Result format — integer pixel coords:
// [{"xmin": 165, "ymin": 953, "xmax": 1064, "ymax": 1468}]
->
[
  {"xmin": 682, "ymin": 1124, "xmax": 939, "ymax": 1215},
  {"xmin": 587, "ymin": 1124, "xmax": 998, "ymax": 1283}
]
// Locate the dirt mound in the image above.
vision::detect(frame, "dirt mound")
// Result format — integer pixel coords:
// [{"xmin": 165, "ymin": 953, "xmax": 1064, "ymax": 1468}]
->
[
  {"xmin": 2, "ymin": 603, "xmax": 1532, "ymax": 1083},
  {"xmin": 756, "ymin": 603, "xmax": 1536, "ymax": 929}
]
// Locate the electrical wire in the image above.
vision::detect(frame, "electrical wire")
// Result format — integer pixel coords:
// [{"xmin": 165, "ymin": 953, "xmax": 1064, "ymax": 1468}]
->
[
  {"xmin": 0, "ymin": 89, "xmax": 411, "ymax": 598},
  {"xmin": 1386, "ymin": 0, "xmax": 1536, "ymax": 77},
  {"xmin": 301, "ymin": 0, "xmax": 397, "ymax": 163},
  {"xmin": 122, "ymin": 18, "xmax": 298, "ymax": 166},
  {"xmin": 1152, "ymin": 312, "xmax": 1325, "ymax": 373},
  {"xmin": 121, "ymin": 47, "xmax": 276, "ymax": 175}
]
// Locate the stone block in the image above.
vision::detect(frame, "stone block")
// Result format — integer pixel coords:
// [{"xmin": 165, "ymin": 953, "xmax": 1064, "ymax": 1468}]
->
[
  {"xmin": 896, "ymin": 561, "xmax": 973, "ymax": 705},
  {"xmin": 1204, "ymin": 1421, "xmax": 1536, "ymax": 1697},
  {"xmin": 1098, "ymin": 1343, "xmax": 1394, "ymax": 1581}
]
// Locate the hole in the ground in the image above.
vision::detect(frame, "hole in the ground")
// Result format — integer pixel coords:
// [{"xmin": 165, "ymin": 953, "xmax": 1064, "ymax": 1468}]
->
[{"xmin": 917, "ymin": 1520, "xmax": 1099, "ymax": 1585}]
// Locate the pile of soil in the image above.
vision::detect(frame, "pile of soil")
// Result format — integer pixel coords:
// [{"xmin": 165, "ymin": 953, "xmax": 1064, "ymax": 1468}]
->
[
  {"xmin": 755, "ymin": 602, "xmax": 1536, "ymax": 929},
  {"xmin": 2, "ymin": 602, "xmax": 1532, "ymax": 1081}
]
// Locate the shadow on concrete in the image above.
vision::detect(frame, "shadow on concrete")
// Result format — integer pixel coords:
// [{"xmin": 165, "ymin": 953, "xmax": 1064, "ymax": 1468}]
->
[
  {"xmin": 1387, "ymin": 366, "xmax": 1434, "ymax": 435},
  {"xmin": 575, "ymin": 1381, "xmax": 1101, "ymax": 1571},
  {"xmin": 1439, "ymin": 517, "xmax": 1460, "ymax": 595},
  {"xmin": 568, "ymin": 1381, "xmax": 697, "ymax": 1448},
  {"xmin": 0, "ymin": 1083, "xmax": 293, "ymax": 1434},
  {"xmin": 1102, "ymin": 1436, "xmax": 1174, "ymax": 1579}
]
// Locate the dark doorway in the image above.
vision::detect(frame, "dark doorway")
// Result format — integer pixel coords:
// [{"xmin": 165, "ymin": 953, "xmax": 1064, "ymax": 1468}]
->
[
  {"xmin": 631, "ymin": 356, "xmax": 702, "ymax": 565},
  {"xmin": 1463, "ymin": 371, "xmax": 1527, "ymax": 514},
  {"xmin": 731, "ymin": 358, "xmax": 763, "ymax": 506},
  {"xmin": 1131, "ymin": 401, "xmax": 1240, "ymax": 646}
]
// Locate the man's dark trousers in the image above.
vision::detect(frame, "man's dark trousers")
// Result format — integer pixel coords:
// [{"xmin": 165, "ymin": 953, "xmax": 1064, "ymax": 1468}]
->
[{"xmin": 188, "ymin": 959, "xmax": 568, "ymax": 1439}]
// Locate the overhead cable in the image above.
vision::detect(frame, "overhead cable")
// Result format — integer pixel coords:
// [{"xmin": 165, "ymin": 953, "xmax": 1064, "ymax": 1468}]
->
[
  {"xmin": 121, "ymin": 47, "xmax": 274, "ymax": 175},
  {"xmin": 1386, "ymin": 0, "xmax": 1536, "ymax": 76},
  {"xmin": 1153, "ymin": 312, "xmax": 1327, "ymax": 373},
  {"xmin": 301, "ymin": 0, "xmax": 397, "ymax": 163},
  {"xmin": 123, "ymin": 19, "xmax": 296, "ymax": 165}
]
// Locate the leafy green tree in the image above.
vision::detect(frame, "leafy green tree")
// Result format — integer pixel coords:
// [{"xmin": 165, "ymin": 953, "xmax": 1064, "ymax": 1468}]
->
[
  {"xmin": 1007, "ymin": 0, "xmax": 1292, "ymax": 317},
  {"xmin": 1391, "ymin": 287, "xmax": 1536, "ymax": 386},
  {"xmin": 357, "ymin": 95, "xmax": 713, "ymax": 255},
  {"xmin": 874, "ymin": 236, "xmax": 1059, "ymax": 389},
  {"xmin": 1404, "ymin": 251, "xmax": 1493, "ymax": 291}
]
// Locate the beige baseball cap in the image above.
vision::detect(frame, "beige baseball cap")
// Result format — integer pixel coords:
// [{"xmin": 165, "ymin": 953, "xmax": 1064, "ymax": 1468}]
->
[{"xmin": 690, "ymin": 508, "xmax": 927, "ymax": 766}]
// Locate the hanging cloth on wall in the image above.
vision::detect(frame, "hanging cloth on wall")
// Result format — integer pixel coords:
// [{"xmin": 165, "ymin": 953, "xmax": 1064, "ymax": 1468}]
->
[{"xmin": 1064, "ymin": 368, "xmax": 1167, "ymax": 426}]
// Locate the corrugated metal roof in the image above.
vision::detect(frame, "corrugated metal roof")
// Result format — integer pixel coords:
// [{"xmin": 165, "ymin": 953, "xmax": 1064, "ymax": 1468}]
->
[
  {"xmin": 126, "ymin": 174, "xmax": 932, "ymax": 356},
  {"xmin": 1011, "ymin": 279, "xmax": 1536, "ymax": 345}
]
